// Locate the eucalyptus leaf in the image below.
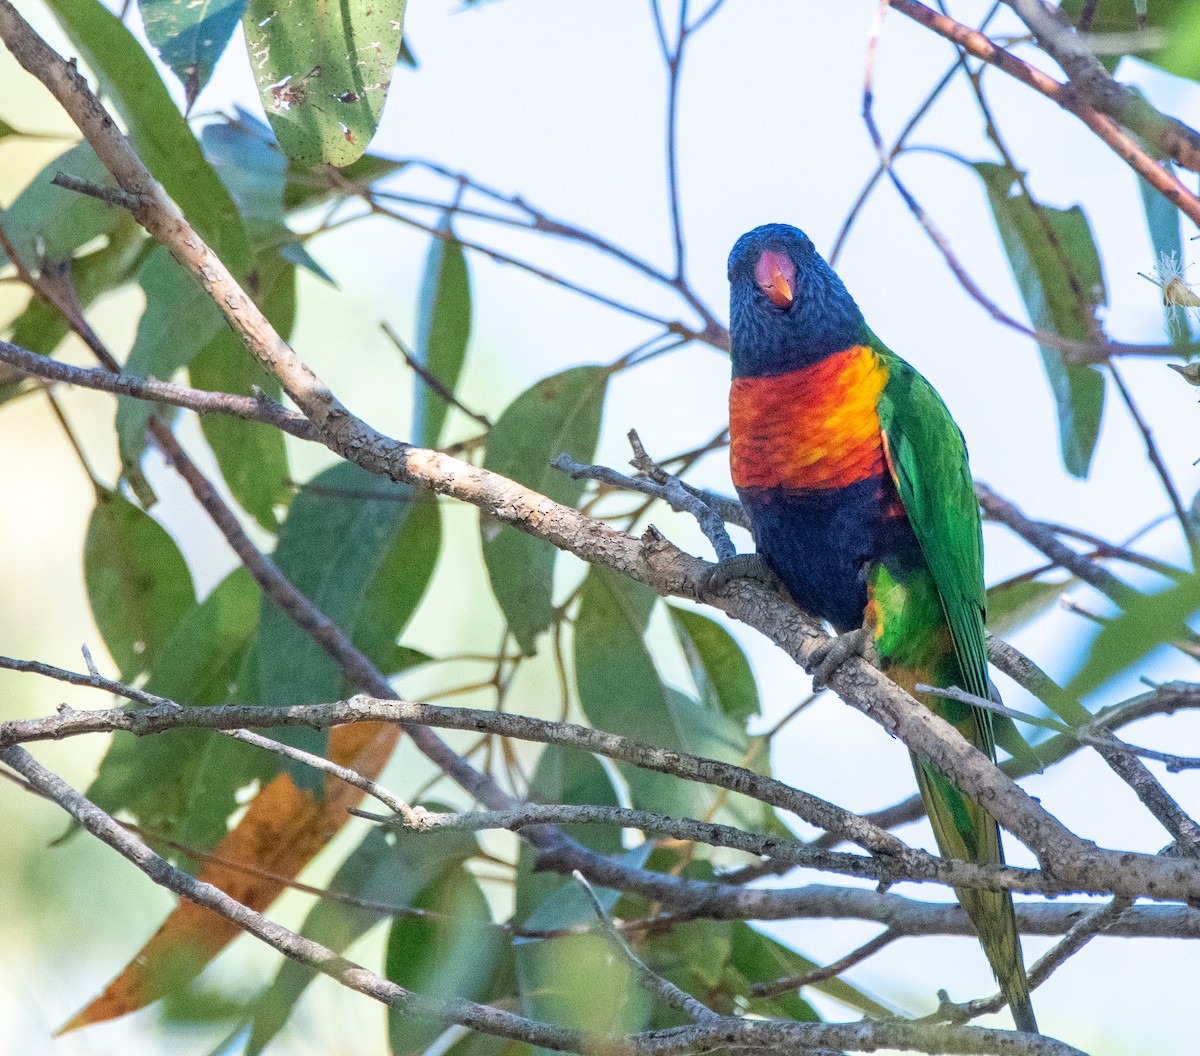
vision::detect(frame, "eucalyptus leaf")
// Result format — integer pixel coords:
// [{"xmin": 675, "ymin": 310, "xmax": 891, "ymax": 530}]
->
[
  {"xmin": 669, "ymin": 605, "xmax": 760, "ymax": 724},
  {"xmin": 974, "ymin": 163, "xmax": 1107, "ymax": 478},
  {"xmin": 116, "ymin": 247, "xmax": 226, "ymax": 470},
  {"xmin": 242, "ymin": 0, "xmax": 409, "ymax": 167},
  {"xmin": 84, "ymin": 488, "xmax": 196, "ymax": 679},
  {"xmin": 0, "ymin": 141, "xmax": 123, "ymax": 269},
  {"xmin": 482, "ymin": 366, "xmax": 609, "ymax": 653},
  {"xmin": 139, "ymin": 0, "xmax": 248, "ymax": 107},
  {"xmin": 86, "ymin": 569, "xmax": 265, "ymax": 851},
  {"xmin": 387, "ymin": 868, "xmax": 501, "ymax": 1056},
  {"xmin": 245, "ymin": 818, "xmax": 477, "ymax": 1055},
  {"xmin": 574, "ymin": 568, "xmax": 760, "ymax": 829},
  {"xmin": 256, "ymin": 462, "xmax": 432, "ymax": 777},
  {"xmin": 413, "ymin": 228, "xmax": 471, "ymax": 448},
  {"xmin": 1069, "ymin": 574, "xmax": 1200, "ymax": 698}
]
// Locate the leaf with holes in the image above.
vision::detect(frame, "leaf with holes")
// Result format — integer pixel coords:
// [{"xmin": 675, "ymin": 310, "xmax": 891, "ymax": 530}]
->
[{"xmin": 242, "ymin": 0, "xmax": 409, "ymax": 167}]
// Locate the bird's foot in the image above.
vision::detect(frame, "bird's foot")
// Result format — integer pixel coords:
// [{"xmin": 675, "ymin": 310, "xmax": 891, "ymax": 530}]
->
[
  {"xmin": 704, "ymin": 553, "xmax": 782, "ymax": 596},
  {"xmin": 809, "ymin": 626, "xmax": 876, "ymax": 689}
]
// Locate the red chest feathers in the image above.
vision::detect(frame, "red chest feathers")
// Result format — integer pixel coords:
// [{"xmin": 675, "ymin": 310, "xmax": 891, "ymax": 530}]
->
[{"xmin": 729, "ymin": 346, "xmax": 889, "ymax": 492}]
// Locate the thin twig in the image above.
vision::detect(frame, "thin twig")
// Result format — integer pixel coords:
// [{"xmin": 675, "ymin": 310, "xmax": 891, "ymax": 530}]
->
[
  {"xmin": 1107, "ymin": 359, "xmax": 1199, "ymax": 564},
  {"xmin": 380, "ymin": 320, "xmax": 492, "ymax": 429},
  {"xmin": 750, "ymin": 929, "xmax": 899, "ymax": 997},
  {"xmin": 890, "ymin": 0, "xmax": 1200, "ymax": 224},
  {"xmin": 977, "ymin": 483, "xmax": 1134, "ymax": 603},
  {"xmin": 573, "ymin": 870, "xmax": 719, "ymax": 1021},
  {"xmin": 552, "ymin": 451, "xmax": 736, "ymax": 562},
  {"xmin": 0, "ymin": 338, "xmax": 319, "ymax": 439}
]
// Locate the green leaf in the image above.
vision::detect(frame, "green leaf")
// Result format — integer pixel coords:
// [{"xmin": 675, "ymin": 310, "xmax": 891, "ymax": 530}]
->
[
  {"xmin": 353, "ymin": 493, "xmax": 442, "ymax": 676},
  {"xmin": 246, "ymin": 818, "xmax": 478, "ymax": 1055},
  {"xmin": 84, "ymin": 488, "xmax": 195, "ymax": 678},
  {"xmin": 86, "ymin": 569, "xmax": 266, "ymax": 850},
  {"xmin": 514, "ymin": 931, "xmax": 650, "ymax": 1050},
  {"xmin": 0, "ymin": 141, "xmax": 124, "ymax": 269},
  {"xmin": 138, "ymin": 0, "xmax": 248, "ymax": 107},
  {"xmin": 45, "ymin": 0, "xmax": 251, "ymax": 270},
  {"xmin": 974, "ymin": 163, "xmax": 1107, "ymax": 478},
  {"xmin": 200, "ymin": 117, "xmax": 287, "ymax": 241},
  {"xmin": 728, "ymin": 920, "xmax": 892, "ymax": 1019},
  {"xmin": 414, "ymin": 230, "xmax": 472, "ymax": 447},
  {"xmin": 200, "ymin": 113, "xmax": 335, "ymax": 284},
  {"xmin": 515, "ymin": 748, "xmax": 623, "ymax": 923},
  {"xmin": 387, "ymin": 867, "xmax": 502, "ymax": 1056},
  {"xmin": 669, "ymin": 605, "xmax": 760, "ymax": 724},
  {"xmin": 242, "ymin": 0, "xmax": 409, "ymax": 167},
  {"xmin": 190, "ymin": 258, "xmax": 294, "ymax": 532},
  {"xmin": 256, "ymin": 462, "xmax": 431, "ymax": 776},
  {"xmin": 482, "ymin": 366, "xmax": 609, "ymax": 654},
  {"xmin": 116, "ymin": 246, "xmax": 226, "ymax": 470},
  {"xmin": 986, "ymin": 577, "xmax": 1073, "ymax": 638},
  {"xmin": 1135, "ymin": 154, "xmax": 1194, "ymax": 349},
  {"xmin": 574, "ymin": 568, "xmax": 757, "ymax": 826},
  {"xmin": 1069, "ymin": 574, "xmax": 1200, "ymax": 698}
]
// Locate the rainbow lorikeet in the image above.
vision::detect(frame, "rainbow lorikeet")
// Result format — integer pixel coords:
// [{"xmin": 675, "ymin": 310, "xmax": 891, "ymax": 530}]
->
[{"xmin": 719, "ymin": 223, "xmax": 1037, "ymax": 1034}]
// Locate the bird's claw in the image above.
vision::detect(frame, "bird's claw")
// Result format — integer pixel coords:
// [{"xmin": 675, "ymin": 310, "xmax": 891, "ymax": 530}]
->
[
  {"xmin": 809, "ymin": 626, "xmax": 875, "ymax": 689},
  {"xmin": 704, "ymin": 553, "xmax": 782, "ymax": 596}
]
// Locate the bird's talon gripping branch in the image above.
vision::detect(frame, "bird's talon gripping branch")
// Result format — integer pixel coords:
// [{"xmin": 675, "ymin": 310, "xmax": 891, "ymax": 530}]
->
[
  {"xmin": 704, "ymin": 553, "xmax": 782, "ymax": 596},
  {"xmin": 808, "ymin": 626, "xmax": 876, "ymax": 689}
]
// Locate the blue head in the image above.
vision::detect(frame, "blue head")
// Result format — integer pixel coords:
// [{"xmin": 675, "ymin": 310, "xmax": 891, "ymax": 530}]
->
[{"xmin": 727, "ymin": 224, "xmax": 866, "ymax": 377}]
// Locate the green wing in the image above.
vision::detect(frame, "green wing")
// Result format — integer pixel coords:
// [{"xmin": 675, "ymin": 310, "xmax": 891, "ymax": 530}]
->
[{"xmin": 869, "ymin": 331, "xmax": 991, "ymax": 708}]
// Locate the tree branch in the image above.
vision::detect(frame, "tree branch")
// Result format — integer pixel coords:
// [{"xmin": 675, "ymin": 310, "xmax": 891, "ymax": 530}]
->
[
  {"xmin": 0, "ymin": 337, "xmax": 319, "ymax": 439},
  {"xmin": 1, "ymin": 744, "xmax": 1088, "ymax": 1055},
  {"xmin": 1002, "ymin": 0, "xmax": 1200, "ymax": 174},
  {"xmin": 889, "ymin": 0, "xmax": 1200, "ymax": 224},
  {"xmin": 7, "ymin": 695, "xmax": 1200, "ymax": 903}
]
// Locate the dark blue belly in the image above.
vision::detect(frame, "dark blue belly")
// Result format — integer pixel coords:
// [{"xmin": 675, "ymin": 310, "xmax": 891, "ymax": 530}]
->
[{"xmin": 738, "ymin": 475, "xmax": 924, "ymax": 633}]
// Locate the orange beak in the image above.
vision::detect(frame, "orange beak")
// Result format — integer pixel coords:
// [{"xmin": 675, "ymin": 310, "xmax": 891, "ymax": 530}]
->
[{"xmin": 754, "ymin": 250, "xmax": 795, "ymax": 308}]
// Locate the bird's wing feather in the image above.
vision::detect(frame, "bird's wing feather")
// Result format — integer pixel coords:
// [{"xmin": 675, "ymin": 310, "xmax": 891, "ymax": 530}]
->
[{"xmin": 869, "ymin": 332, "xmax": 993, "ymax": 728}]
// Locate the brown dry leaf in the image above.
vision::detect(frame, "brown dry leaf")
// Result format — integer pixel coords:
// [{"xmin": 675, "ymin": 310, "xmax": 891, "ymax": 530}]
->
[{"xmin": 59, "ymin": 721, "xmax": 401, "ymax": 1032}]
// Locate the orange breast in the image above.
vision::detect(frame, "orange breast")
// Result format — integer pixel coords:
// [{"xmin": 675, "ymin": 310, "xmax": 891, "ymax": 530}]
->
[{"xmin": 730, "ymin": 346, "xmax": 888, "ymax": 491}]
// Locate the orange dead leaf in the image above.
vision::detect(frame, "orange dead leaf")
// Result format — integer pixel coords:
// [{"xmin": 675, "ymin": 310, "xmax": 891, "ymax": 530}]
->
[{"xmin": 59, "ymin": 720, "xmax": 400, "ymax": 1033}]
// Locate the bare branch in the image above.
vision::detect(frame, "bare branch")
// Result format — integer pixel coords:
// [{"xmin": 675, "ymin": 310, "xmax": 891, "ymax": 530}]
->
[
  {"xmin": 977, "ymin": 484, "xmax": 1134, "ymax": 603},
  {"xmin": 380, "ymin": 321, "xmax": 492, "ymax": 429},
  {"xmin": 0, "ymin": 337, "xmax": 319, "ymax": 439},
  {"xmin": 1002, "ymin": 0, "xmax": 1200, "ymax": 174},
  {"xmin": 0, "ymin": 745, "xmax": 1089, "ymax": 1055},
  {"xmin": 9, "ymin": 694, "xmax": 1200, "ymax": 903},
  {"xmin": 552, "ymin": 448, "xmax": 736, "ymax": 562},
  {"xmin": 889, "ymin": 0, "xmax": 1200, "ymax": 223}
]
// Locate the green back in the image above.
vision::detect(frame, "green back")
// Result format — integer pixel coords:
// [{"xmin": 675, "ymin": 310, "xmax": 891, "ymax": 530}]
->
[{"xmin": 869, "ymin": 332, "xmax": 992, "ymax": 709}]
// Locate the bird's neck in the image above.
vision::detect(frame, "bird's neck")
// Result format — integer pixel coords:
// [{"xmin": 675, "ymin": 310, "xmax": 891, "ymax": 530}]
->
[{"xmin": 730, "ymin": 279, "xmax": 866, "ymax": 378}]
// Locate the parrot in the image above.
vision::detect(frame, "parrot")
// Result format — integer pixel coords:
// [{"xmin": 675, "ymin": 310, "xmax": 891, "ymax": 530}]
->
[{"xmin": 717, "ymin": 222, "xmax": 1037, "ymax": 1034}]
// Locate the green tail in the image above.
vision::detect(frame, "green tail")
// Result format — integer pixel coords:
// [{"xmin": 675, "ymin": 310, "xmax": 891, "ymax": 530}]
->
[
  {"xmin": 913, "ymin": 751, "xmax": 1038, "ymax": 1034},
  {"xmin": 872, "ymin": 563, "xmax": 1037, "ymax": 1033}
]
